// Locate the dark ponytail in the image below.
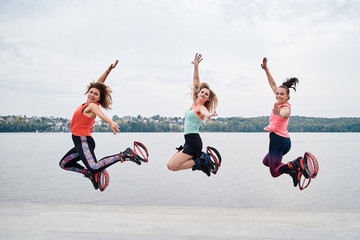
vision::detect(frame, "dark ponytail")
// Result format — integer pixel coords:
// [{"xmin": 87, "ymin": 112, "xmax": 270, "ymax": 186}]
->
[{"xmin": 280, "ymin": 77, "xmax": 299, "ymax": 94}]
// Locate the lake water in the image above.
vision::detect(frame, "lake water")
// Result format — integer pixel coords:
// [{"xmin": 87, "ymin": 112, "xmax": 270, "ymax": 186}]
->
[{"xmin": 0, "ymin": 132, "xmax": 359, "ymax": 212}]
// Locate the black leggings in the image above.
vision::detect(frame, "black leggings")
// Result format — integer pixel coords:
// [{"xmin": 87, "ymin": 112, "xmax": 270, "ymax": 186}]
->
[
  {"xmin": 59, "ymin": 135, "xmax": 121, "ymax": 174},
  {"xmin": 262, "ymin": 132, "xmax": 291, "ymax": 177}
]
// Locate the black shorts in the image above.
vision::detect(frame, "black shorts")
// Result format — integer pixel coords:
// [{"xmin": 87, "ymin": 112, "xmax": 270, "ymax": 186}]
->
[{"xmin": 181, "ymin": 133, "xmax": 203, "ymax": 158}]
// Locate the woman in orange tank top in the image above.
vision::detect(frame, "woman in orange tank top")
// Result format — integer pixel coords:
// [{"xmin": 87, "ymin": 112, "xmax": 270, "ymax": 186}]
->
[
  {"xmin": 261, "ymin": 58, "xmax": 311, "ymax": 188},
  {"xmin": 59, "ymin": 60, "xmax": 146, "ymax": 191}
]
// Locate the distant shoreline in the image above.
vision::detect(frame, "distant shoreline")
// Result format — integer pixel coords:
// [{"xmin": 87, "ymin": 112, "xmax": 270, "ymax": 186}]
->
[{"xmin": 1, "ymin": 115, "xmax": 360, "ymax": 132}]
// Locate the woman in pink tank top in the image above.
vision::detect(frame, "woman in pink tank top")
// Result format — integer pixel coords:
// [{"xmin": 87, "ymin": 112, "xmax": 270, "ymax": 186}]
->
[{"xmin": 261, "ymin": 58, "xmax": 310, "ymax": 188}]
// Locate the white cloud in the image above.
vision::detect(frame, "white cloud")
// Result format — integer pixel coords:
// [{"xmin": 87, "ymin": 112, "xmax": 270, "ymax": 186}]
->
[{"xmin": 0, "ymin": 0, "xmax": 359, "ymax": 118}]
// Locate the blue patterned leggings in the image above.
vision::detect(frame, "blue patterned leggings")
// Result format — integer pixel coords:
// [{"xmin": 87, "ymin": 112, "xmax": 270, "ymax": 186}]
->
[{"xmin": 59, "ymin": 135, "xmax": 121, "ymax": 174}]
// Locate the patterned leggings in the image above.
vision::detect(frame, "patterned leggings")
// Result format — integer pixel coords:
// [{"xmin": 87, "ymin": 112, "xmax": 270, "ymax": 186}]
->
[
  {"xmin": 59, "ymin": 135, "xmax": 121, "ymax": 174},
  {"xmin": 262, "ymin": 132, "xmax": 291, "ymax": 178}
]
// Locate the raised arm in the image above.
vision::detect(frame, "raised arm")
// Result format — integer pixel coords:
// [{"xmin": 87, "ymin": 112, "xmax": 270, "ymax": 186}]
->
[
  {"xmin": 261, "ymin": 58, "xmax": 277, "ymax": 95},
  {"xmin": 192, "ymin": 53, "xmax": 203, "ymax": 86},
  {"xmin": 97, "ymin": 60, "xmax": 119, "ymax": 83}
]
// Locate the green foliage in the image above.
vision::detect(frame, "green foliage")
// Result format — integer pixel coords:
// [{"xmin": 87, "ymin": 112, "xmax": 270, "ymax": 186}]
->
[
  {"xmin": 1, "ymin": 115, "xmax": 359, "ymax": 132},
  {"xmin": 202, "ymin": 116, "xmax": 360, "ymax": 132}
]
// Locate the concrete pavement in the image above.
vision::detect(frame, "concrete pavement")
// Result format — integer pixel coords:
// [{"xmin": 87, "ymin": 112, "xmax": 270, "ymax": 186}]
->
[{"xmin": 1, "ymin": 203, "xmax": 359, "ymax": 240}]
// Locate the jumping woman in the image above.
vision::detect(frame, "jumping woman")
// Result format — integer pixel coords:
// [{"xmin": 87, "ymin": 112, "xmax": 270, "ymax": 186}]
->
[
  {"xmin": 59, "ymin": 60, "xmax": 148, "ymax": 191},
  {"xmin": 261, "ymin": 57, "xmax": 311, "ymax": 187},
  {"xmin": 167, "ymin": 53, "xmax": 219, "ymax": 176}
]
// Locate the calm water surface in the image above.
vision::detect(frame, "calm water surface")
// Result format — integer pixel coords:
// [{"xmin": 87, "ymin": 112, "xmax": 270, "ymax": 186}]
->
[{"xmin": 0, "ymin": 132, "xmax": 359, "ymax": 211}]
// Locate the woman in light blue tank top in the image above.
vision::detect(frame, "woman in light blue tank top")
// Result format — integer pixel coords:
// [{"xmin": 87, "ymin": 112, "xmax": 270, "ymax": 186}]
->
[{"xmin": 167, "ymin": 53, "xmax": 218, "ymax": 176}]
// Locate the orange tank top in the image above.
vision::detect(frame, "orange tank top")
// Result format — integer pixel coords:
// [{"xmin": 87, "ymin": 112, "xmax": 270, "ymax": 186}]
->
[
  {"xmin": 70, "ymin": 103, "xmax": 98, "ymax": 136},
  {"xmin": 264, "ymin": 103, "xmax": 291, "ymax": 138}
]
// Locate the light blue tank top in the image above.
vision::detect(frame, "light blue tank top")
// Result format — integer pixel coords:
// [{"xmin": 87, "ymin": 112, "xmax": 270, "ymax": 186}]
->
[{"xmin": 184, "ymin": 105, "xmax": 203, "ymax": 134}]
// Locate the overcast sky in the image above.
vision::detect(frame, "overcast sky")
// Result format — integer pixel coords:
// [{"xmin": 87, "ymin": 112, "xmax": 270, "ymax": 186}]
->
[{"xmin": 0, "ymin": 0, "xmax": 359, "ymax": 119}]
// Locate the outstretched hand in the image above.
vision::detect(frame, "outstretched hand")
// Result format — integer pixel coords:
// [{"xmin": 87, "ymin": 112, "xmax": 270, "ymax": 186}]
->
[
  {"xmin": 108, "ymin": 60, "xmax": 119, "ymax": 72},
  {"xmin": 192, "ymin": 53, "xmax": 203, "ymax": 67},
  {"xmin": 98, "ymin": 59, "xmax": 119, "ymax": 83},
  {"xmin": 207, "ymin": 111, "xmax": 218, "ymax": 121},
  {"xmin": 272, "ymin": 102, "xmax": 280, "ymax": 116},
  {"xmin": 261, "ymin": 57, "xmax": 268, "ymax": 70},
  {"xmin": 110, "ymin": 121, "xmax": 120, "ymax": 134}
]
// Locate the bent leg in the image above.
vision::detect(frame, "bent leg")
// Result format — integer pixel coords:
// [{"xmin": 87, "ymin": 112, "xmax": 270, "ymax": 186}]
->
[
  {"xmin": 262, "ymin": 153, "xmax": 269, "ymax": 167},
  {"xmin": 167, "ymin": 150, "xmax": 195, "ymax": 171},
  {"xmin": 267, "ymin": 133, "xmax": 290, "ymax": 178},
  {"xmin": 268, "ymin": 150, "xmax": 286, "ymax": 177},
  {"xmin": 59, "ymin": 147, "xmax": 85, "ymax": 174},
  {"xmin": 76, "ymin": 136, "xmax": 121, "ymax": 174}
]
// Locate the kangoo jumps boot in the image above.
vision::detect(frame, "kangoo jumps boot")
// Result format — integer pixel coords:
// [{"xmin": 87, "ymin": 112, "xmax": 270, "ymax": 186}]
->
[
  {"xmin": 84, "ymin": 169, "xmax": 98, "ymax": 190},
  {"xmin": 287, "ymin": 157, "xmax": 311, "ymax": 179},
  {"xmin": 192, "ymin": 153, "xmax": 214, "ymax": 177},
  {"xmin": 119, "ymin": 148, "xmax": 142, "ymax": 165},
  {"xmin": 288, "ymin": 169, "xmax": 301, "ymax": 187}
]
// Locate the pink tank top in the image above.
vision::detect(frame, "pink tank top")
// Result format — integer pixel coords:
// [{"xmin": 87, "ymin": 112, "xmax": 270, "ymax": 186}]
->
[{"xmin": 264, "ymin": 103, "xmax": 291, "ymax": 138}]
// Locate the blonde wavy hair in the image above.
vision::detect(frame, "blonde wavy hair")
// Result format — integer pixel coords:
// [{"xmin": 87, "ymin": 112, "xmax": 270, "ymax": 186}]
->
[
  {"xmin": 85, "ymin": 81, "xmax": 113, "ymax": 110},
  {"xmin": 192, "ymin": 82, "xmax": 218, "ymax": 113}
]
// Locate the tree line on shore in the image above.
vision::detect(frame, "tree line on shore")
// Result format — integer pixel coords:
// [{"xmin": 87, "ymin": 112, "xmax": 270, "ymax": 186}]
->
[{"xmin": 1, "ymin": 115, "xmax": 359, "ymax": 132}]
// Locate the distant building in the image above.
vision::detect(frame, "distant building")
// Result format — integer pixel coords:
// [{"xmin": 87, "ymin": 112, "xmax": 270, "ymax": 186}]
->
[{"xmin": 122, "ymin": 116, "xmax": 133, "ymax": 122}]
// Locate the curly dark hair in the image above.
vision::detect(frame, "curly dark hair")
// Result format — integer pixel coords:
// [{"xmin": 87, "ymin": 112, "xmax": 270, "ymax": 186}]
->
[{"xmin": 85, "ymin": 81, "xmax": 113, "ymax": 110}]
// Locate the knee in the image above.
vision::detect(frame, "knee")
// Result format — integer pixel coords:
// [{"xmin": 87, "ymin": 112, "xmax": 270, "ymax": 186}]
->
[
  {"xmin": 59, "ymin": 159, "xmax": 66, "ymax": 169},
  {"xmin": 262, "ymin": 154, "xmax": 269, "ymax": 167},
  {"xmin": 262, "ymin": 159, "xmax": 269, "ymax": 167},
  {"xmin": 59, "ymin": 161, "xmax": 64, "ymax": 169},
  {"xmin": 269, "ymin": 170, "xmax": 278, "ymax": 178},
  {"xmin": 269, "ymin": 167, "xmax": 281, "ymax": 178},
  {"xmin": 167, "ymin": 162, "xmax": 179, "ymax": 171}
]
